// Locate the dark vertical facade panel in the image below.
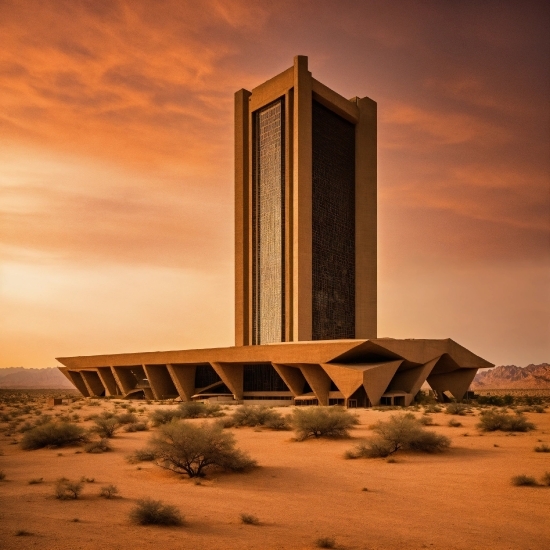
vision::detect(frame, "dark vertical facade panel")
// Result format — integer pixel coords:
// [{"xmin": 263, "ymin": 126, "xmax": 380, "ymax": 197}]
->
[
  {"xmin": 312, "ymin": 101, "xmax": 356, "ymax": 340},
  {"xmin": 252, "ymin": 98, "xmax": 285, "ymax": 344}
]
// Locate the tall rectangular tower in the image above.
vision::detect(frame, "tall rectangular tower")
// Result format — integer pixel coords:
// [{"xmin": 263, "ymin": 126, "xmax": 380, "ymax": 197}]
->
[{"xmin": 235, "ymin": 55, "xmax": 377, "ymax": 346}]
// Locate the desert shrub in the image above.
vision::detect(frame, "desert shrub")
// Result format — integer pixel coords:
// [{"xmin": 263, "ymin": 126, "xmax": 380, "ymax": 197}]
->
[
  {"xmin": 177, "ymin": 401, "xmax": 224, "ymax": 419},
  {"xmin": 91, "ymin": 414, "xmax": 120, "ymax": 438},
  {"xmin": 535, "ymin": 444, "xmax": 550, "ymax": 453},
  {"xmin": 477, "ymin": 411, "xmax": 535, "ymax": 432},
  {"xmin": 448, "ymin": 418, "xmax": 462, "ymax": 427},
  {"xmin": 350, "ymin": 413, "xmax": 450, "ymax": 458},
  {"xmin": 292, "ymin": 407, "xmax": 358, "ymax": 440},
  {"xmin": 424, "ymin": 404, "xmax": 442, "ymax": 413},
  {"xmin": 215, "ymin": 416, "xmax": 236, "ymax": 429},
  {"xmin": 232, "ymin": 405, "xmax": 289, "ymax": 429},
  {"xmin": 264, "ymin": 414, "xmax": 291, "ymax": 431},
  {"xmin": 414, "ymin": 390, "xmax": 436, "ymax": 405},
  {"xmin": 116, "ymin": 412, "xmax": 138, "ymax": 424},
  {"xmin": 55, "ymin": 478, "xmax": 83, "ymax": 499},
  {"xmin": 15, "ymin": 530, "xmax": 33, "ymax": 536},
  {"xmin": 149, "ymin": 420, "xmax": 256, "ymax": 477},
  {"xmin": 418, "ymin": 415, "xmax": 434, "ymax": 426},
  {"xmin": 511, "ymin": 474, "xmax": 538, "ymax": 487},
  {"xmin": 21, "ymin": 422, "xmax": 87, "ymax": 450},
  {"xmin": 84, "ymin": 438, "xmax": 112, "ymax": 453},
  {"xmin": 149, "ymin": 408, "xmax": 183, "ymax": 426},
  {"xmin": 129, "ymin": 498, "xmax": 183, "ymax": 526},
  {"xmin": 316, "ymin": 537, "xmax": 336, "ymax": 548},
  {"xmin": 18, "ymin": 421, "xmax": 34, "ymax": 433},
  {"xmin": 477, "ymin": 395, "xmax": 514, "ymax": 406},
  {"xmin": 28, "ymin": 478, "xmax": 44, "ymax": 484},
  {"xmin": 124, "ymin": 422, "xmax": 149, "ymax": 432},
  {"xmin": 99, "ymin": 484, "xmax": 119, "ymax": 498},
  {"xmin": 0, "ymin": 470, "xmax": 5, "ymax": 481},
  {"xmin": 240, "ymin": 513, "xmax": 260, "ymax": 525},
  {"xmin": 128, "ymin": 448, "xmax": 157, "ymax": 463},
  {"xmin": 541, "ymin": 472, "xmax": 550, "ymax": 486},
  {"xmin": 445, "ymin": 403, "xmax": 470, "ymax": 416}
]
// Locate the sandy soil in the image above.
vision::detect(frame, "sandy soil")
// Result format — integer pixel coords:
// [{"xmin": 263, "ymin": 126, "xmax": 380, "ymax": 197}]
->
[{"xmin": 1, "ymin": 398, "xmax": 549, "ymax": 550}]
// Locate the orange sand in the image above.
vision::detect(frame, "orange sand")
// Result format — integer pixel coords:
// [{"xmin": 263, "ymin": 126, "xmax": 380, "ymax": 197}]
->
[{"xmin": 1, "ymin": 400, "xmax": 549, "ymax": 549}]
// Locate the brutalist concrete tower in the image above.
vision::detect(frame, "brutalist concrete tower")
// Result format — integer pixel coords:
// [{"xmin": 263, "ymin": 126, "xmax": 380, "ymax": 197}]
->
[{"xmin": 235, "ymin": 55, "xmax": 377, "ymax": 346}]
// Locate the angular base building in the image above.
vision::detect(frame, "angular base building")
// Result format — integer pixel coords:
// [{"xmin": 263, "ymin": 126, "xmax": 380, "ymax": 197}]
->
[{"xmin": 58, "ymin": 56, "xmax": 493, "ymax": 404}]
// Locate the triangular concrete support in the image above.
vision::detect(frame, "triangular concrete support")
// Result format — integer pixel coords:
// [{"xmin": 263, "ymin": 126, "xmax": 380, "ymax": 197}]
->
[
  {"xmin": 111, "ymin": 366, "xmax": 136, "ymax": 395},
  {"xmin": 427, "ymin": 368, "xmax": 478, "ymax": 400},
  {"xmin": 143, "ymin": 365, "xmax": 178, "ymax": 400},
  {"xmin": 166, "ymin": 364, "xmax": 196, "ymax": 401},
  {"xmin": 81, "ymin": 370, "xmax": 106, "ymax": 397},
  {"xmin": 362, "ymin": 361, "xmax": 403, "ymax": 406},
  {"xmin": 272, "ymin": 363, "xmax": 307, "ymax": 396},
  {"xmin": 97, "ymin": 367, "xmax": 119, "ymax": 396},
  {"xmin": 298, "ymin": 364, "xmax": 332, "ymax": 406},
  {"xmin": 210, "ymin": 362, "xmax": 243, "ymax": 400},
  {"xmin": 67, "ymin": 371, "xmax": 90, "ymax": 397},
  {"xmin": 320, "ymin": 364, "xmax": 363, "ymax": 398},
  {"xmin": 386, "ymin": 357, "xmax": 439, "ymax": 397}
]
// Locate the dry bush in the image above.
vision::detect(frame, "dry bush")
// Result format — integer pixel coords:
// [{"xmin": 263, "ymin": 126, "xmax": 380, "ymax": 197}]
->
[
  {"xmin": 477, "ymin": 411, "xmax": 535, "ymax": 432},
  {"xmin": 232, "ymin": 405, "xmax": 290, "ymax": 430},
  {"xmin": 178, "ymin": 401, "xmax": 224, "ymax": 419},
  {"xmin": 21, "ymin": 422, "xmax": 87, "ymax": 450},
  {"xmin": 116, "ymin": 412, "xmax": 138, "ymax": 424},
  {"xmin": 541, "ymin": 472, "xmax": 550, "ymax": 486},
  {"xmin": 127, "ymin": 448, "xmax": 156, "ymax": 463},
  {"xmin": 129, "ymin": 498, "xmax": 183, "ymax": 526},
  {"xmin": 445, "ymin": 403, "xmax": 470, "ymax": 416},
  {"xmin": 292, "ymin": 407, "xmax": 358, "ymax": 440},
  {"xmin": 99, "ymin": 484, "xmax": 119, "ymax": 498},
  {"xmin": 124, "ymin": 421, "xmax": 149, "ymax": 432},
  {"xmin": 240, "ymin": 513, "xmax": 260, "ymax": 525},
  {"xmin": 316, "ymin": 537, "xmax": 336, "ymax": 548},
  {"xmin": 534, "ymin": 444, "xmax": 550, "ymax": 453},
  {"xmin": 448, "ymin": 418, "xmax": 463, "ymax": 428},
  {"xmin": 418, "ymin": 415, "xmax": 435, "ymax": 426},
  {"xmin": 28, "ymin": 478, "xmax": 44, "ymax": 484},
  {"xmin": 149, "ymin": 408, "xmax": 183, "ymax": 426},
  {"xmin": 150, "ymin": 420, "xmax": 256, "ymax": 477},
  {"xmin": 0, "ymin": 470, "xmax": 5, "ymax": 481},
  {"xmin": 84, "ymin": 438, "xmax": 112, "ymax": 453},
  {"xmin": 55, "ymin": 478, "xmax": 83, "ymax": 499},
  {"xmin": 350, "ymin": 413, "xmax": 451, "ymax": 458},
  {"xmin": 15, "ymin": 530, "xmax": 33, "ymax": 536},
  {"xmin": 511, "ymin": 475, "xmax": 538, "ymax": 487},
  {"xmin": 91, "ymin": 414, "xmax": 121, "ymax": 438}
]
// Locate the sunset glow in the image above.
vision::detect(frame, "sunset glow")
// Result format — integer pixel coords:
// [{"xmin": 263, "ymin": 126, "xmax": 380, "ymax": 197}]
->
[{"xmin": 1, "ymin": 0, "xmax": 548, "ymax": 367}]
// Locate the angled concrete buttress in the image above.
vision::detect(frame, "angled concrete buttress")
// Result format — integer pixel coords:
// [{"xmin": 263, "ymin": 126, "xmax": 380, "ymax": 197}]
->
[
  {"xmin": 80, "ymin": 370, "xmax": 105, "ymax": 397},
  {"xmin": 143, "ymin": 364, "xmax": 178, "ymax": 400},
  {"xmin": 272, "ymin": 363, "xmax": 307, "ymax": 396},
  {"xmin": 97, "ymin": 367, "xmax": 120, "ymax": 396},
  {"xmin": 67, "ymin": 371, "xmax": 90, "ymax": 397},
  {"xmin": 166, "ymin": 364, "xmax": 196, "ymax": 401},
  {"xmin": 210, "ymin": 362, "xmax": 244, "ymax": 400},
  {"xmin": 298, "ymin": 364, "xmax": 332, "ymax": 405},
  {"xmin": 427, "ymin": 367, "xmax": 478, "ymax": 400}
]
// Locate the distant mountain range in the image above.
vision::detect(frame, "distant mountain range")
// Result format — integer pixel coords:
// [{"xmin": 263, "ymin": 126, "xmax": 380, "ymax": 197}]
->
[
  {"xmin": 472, "ymin": 363, "xmax": 550, "ymax": 389},
  {"xmin": 0, "ymin": 367, "xmax": 73, "ymax": 389}
]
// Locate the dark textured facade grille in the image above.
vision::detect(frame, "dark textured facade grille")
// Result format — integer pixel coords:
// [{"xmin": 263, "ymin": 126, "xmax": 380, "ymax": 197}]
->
[
  {"xmin": 312, "ymin": 100, "xmax": 356, "ymax": 340},
  {"xmin": 252, "ymin": 98, "xmax": 285, "ymax": 345},
  {"xmin": 194, "ymin": 364, "xmax": 221, "ymax": 389},
  {"xmin": 243, "ymin": 363, "xmax": 289, "ymax": 392}
]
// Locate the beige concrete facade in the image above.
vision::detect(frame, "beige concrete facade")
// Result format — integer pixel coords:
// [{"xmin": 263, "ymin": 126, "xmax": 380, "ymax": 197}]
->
[
  {"xmin": 235, "ymin": 55, "xmax": 377, "ymax": 346},
  {"xmin": 57, "ymin": 338, "xmax": 493, "ymax": 406}
]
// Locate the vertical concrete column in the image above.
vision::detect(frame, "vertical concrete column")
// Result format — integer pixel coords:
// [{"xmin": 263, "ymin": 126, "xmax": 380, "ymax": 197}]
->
[
  {"xmin": 292, "ymin": 55, "xmax": 313, "ymax": 342},
  {"xmin": 235, "ymin": 88, "xmax": 252, "ymax": 346},
  {"xmin": 354, "ymin": 96, "xmax": 377, "ymax": 339},
  {"xmin": 284, "ymin": 88, "xmax": 294, "ymax": 343}
]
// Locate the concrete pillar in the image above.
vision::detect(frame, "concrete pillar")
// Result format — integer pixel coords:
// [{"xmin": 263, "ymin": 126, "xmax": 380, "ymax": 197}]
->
[
  {"xmin": 210, "ymin": 362, "xmax": 243, "ymax": 400},
  {"xmin": 67, "ymin": 371, "xmax": 90, "ymax": 397},
  {"xmin": 299, "ymin": 364, "xmax": 331, "ymax": 406},
  {"xmin": 81, "ymin": 370, "xmax": 105, "ymax": 397},
  {"xmin": 97, "ymin": 367, "xmax": 119, "ymax": 396},
  {"xmin": 427, "ymin": 368, "xmax": 478, "ymax": 401},
  {"xmin": 143, "ymin": 364, "xmax": 178, "ymax": 400},
  {"xmin": 166, "ymin": 364, "xmax": 196, "ymax": 401},
  {"xmin": 272, "ymin": 363, "xmax": 307, "ymax": 396}
]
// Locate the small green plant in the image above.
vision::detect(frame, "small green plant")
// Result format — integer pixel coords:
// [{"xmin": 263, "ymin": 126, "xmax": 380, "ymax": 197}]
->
[
  {"xmin": 316, "ymin": 537, "xmax": 336, "ymax": 548},
  {"xmin": 84, "ymin": 438, "xmax": 112, "ymax": 453},
  {"xmin": 99, "ymin": 484, "xmax": 119, "ymax": 498},
  {"xmin": 55, "ymin": 478, "xmax": 83, "ymax": 499},
  {"xmin": 240, "ymin": 513, "xmax": 260, "ymax": 525},
  {"xmin": 511, "ymin": 474, "xmax": 538, "ymax": 487},
  {"xmin": 534, "ymin": 444, "xmax": 550, "ymax": 453},
  {"xmin": 129, "ymin": 498, "xmax": 184, "ymax": 526}
]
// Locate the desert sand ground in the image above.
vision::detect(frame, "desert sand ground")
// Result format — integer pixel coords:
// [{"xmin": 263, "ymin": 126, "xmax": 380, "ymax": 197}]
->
[{"xmin": 1, "ymin": 393, "xmax": 549, "ymax": 550}]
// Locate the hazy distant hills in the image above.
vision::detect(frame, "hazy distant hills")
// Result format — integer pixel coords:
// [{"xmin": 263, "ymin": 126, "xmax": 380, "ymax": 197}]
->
[
  {"xmin": 472, "ymin": 364, "xmax": 550, "ymax": 389},
  {"xmin": 0, "ymin": 363, "xmax": 548, "ymax": 390},
  {"xmin": 0, "ymin": 367, "xmax": 73, "ymax": 389}
]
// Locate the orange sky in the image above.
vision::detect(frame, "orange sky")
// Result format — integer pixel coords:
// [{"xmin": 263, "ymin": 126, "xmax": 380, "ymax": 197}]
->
[{"xmin": 1, "ymin": 0, "xmax": 549, "ymax": 368}]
